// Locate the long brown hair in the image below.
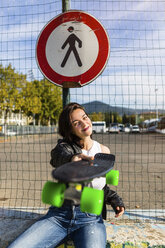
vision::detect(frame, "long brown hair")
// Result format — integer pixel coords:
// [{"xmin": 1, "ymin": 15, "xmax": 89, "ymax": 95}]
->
[{"xmin": 58, "ymin": 102, "xmax": 89, "ymax": 145}]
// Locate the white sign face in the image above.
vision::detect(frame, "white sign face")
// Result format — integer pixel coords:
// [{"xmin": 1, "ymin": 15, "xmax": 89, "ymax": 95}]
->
[{"xmin": 46, "ymin": 21, "xmax": 99, "ymax": 77}]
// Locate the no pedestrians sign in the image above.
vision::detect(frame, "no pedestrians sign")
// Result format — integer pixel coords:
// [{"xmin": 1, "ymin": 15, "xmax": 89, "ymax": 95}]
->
[{"xmin": 36, "ymin": 10, "xmax": 110, "ymax": 87}]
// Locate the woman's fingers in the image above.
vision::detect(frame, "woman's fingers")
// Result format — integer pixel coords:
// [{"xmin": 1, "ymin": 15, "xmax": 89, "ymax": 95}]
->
[{"xmin": 71, "ymin": 154, "xmax": 94, "ymax": 162}]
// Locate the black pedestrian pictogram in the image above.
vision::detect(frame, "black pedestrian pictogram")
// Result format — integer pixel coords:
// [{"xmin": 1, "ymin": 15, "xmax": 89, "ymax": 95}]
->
[{"xmin": 61, "ymin": 26, "xmax": 82, "ymax": 67}]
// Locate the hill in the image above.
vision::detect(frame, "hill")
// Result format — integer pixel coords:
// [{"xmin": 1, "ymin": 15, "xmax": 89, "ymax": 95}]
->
[{"xmin": 82, "ymin": 101, "xmax": 139, "ymax": 115}]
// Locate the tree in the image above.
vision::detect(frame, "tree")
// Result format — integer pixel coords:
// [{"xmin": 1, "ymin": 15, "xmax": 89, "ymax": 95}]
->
[
  {"xmin": 34, "ymin": 79, "xmax": 62, "ymax": 125},
  {"xmin": 21, "ymin": 80, "xmax": 42, "ymax": 124},
  {"xmin": 21, "ymin": 79, "xmax": 62, "ymax": 125},
  {"xmin": 122, "ymin": 113, "xmax": 129, "ymax": 124},
  {"xmin": 0, "ymin": 64, "xmax": 26, "ymax": 124},
  {"xmin": 0, "ymin": 64, "xmax": 62, "ymax": 126},
  {"xmin": 89, "ymin": 112, "xmax": 104, "ymax": 121},
  {"xmin": 129, "ymin": 115, "xmax": 136, "ymax": 125}
]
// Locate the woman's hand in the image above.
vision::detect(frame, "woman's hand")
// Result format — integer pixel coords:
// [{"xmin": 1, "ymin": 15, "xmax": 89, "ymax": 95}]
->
[
  {"xmin": 115, "ymin": 206, "xmax": 125, "ymax": 218},
  {"xmin": 71, "ymin": 154, "xmax": 94, "ymax": 162}
]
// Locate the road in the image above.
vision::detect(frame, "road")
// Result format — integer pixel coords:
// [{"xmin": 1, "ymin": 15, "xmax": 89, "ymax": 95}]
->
[{"xmin": 0, "ymin": 132, "xmax": 165, "ymax": 210}]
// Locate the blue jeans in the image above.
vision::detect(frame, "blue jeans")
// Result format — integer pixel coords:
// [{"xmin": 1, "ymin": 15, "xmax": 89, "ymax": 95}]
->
[{"xmin": 8, "ymin": 205, "xmax": 106, "ymax": 248}]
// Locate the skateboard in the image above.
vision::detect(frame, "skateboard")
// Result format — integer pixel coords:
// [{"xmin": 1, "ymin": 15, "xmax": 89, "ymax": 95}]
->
[{"xmin": 42, "ymin": 153, "xmax": 119, "ymax": 215}]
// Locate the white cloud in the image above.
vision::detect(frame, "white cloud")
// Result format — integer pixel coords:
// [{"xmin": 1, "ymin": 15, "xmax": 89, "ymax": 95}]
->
[{"xmin": 1, "ymin": 19, "xmax": 44, "ymax": 41}]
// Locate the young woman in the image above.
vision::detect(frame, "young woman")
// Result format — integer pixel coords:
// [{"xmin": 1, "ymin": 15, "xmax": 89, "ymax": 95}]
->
[{"xmin": 8, "ymin": 102, "xmax": 125, "ymax": 248}]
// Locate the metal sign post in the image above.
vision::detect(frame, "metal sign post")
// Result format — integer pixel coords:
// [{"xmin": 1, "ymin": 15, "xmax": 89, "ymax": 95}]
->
[{"xmin": 62, "ymin": 0, "xmax": 70, "ymax": 108}]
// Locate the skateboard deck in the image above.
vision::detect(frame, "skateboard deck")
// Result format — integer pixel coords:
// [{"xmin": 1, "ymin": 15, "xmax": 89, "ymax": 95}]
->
[
  {"xmin": 42, "ymin": 153, "xmax": 119, "ymax": 215},
  {"xmin": 52, "ymin": 153, "xmax": 115, "ymax": 183}
]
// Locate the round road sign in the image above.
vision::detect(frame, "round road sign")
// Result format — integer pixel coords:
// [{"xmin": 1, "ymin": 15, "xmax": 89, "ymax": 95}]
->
[{"xmin": 36, "ymin": 10, "xmax": 110, "ymax": 87}]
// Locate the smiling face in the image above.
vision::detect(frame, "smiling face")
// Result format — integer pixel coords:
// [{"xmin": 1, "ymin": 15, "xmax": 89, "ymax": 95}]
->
[{"xmin": 70, "ymin": 108, "xmax": 92, "ymax": 140}]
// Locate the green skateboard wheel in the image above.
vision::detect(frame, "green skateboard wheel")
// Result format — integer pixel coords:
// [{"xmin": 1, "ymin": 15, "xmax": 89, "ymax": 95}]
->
[
  {"xmin": 42, "ymin": 181, "xmax": 66, "ymax": 207},
  {"xmin": 80, "ymin": 187, "xmax": 104, "ymax": 215},
  {"xmin": 106, "ymin": 170, "xmax": 119, "ymax": 186}
]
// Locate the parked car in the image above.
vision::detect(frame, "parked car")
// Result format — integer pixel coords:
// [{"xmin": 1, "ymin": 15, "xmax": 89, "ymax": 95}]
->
[
  {"xmin": 118, "ymin": 124, "xmax": 125, "ymax": 132},
  {"xmin": 5, "ymin": 130, "xmax": 17, "ymax": 136},
  {"xmin": 108, "ymin": 123, "xmax": 120, "ymax": 133},
  {"xmin": 131, "ymin": 125, "xmax": 140, "ymax": 133},
  {"xmin": 124, "ymin": 123, "xmax": 132, "ymax": 133},
  {"xmin": 147, "ymin": 119, "xmax": 158, "ymax": 133}
]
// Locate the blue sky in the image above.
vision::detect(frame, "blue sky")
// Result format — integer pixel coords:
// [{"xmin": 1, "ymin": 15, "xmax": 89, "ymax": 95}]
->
[{"xmin": 1, "ymin": 0, "xmax": 165, "ymax": 112}]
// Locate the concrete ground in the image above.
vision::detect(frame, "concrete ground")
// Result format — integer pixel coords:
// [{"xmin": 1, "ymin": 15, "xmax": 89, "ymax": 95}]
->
[{"xmin": 0, "ymin": 207, "xmax": 164, "ymax": 248}]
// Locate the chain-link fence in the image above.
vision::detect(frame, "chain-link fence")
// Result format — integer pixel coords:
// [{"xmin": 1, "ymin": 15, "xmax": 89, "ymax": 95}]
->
[{"xmin": 0, "ymin": 0, "xmax": 165, "ymax": 229}]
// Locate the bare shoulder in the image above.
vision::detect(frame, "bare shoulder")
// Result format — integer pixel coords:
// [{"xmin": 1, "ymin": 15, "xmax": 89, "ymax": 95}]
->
[{"xmin": 100, "ymin": 144, "xmax": 110, "ymax": 154}]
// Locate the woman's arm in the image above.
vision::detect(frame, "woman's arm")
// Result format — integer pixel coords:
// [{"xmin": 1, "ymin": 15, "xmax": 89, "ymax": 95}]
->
[
  {"xmin": 101, "ymin": 144, "xmax": 125, "ymax": 218},
  {"xmin": 103, "ymin": 185, "xmax": 125, "ymax": 218},
  {"xmin": 100, "ymin": 144, "xmax": 110, "ymax": 154},
  {"xmin": 50, "ymin": 140, "xmax": 95, "ymax": 167},
  {"xmin": 50, "ymin": 140, "xmax": 81, "ymax": 168}
]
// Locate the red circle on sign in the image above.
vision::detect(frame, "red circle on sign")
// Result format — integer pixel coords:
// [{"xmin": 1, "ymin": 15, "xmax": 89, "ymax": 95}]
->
[{"xmin": 36, "ymin": 10, "xmax": 110, "ymax": 87}]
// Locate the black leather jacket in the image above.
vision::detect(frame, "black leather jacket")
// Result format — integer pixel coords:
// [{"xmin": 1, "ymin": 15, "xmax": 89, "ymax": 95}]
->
[{"xmin": 50, "ymin": 139, "xmax": 125, "ymax": 220}]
